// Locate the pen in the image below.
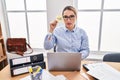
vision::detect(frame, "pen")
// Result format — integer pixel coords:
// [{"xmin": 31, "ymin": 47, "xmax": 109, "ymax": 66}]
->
[
  {"xmin": 34, "ymin": 66, "xmax": 43, "ymax": 80},
  {"xmin": 29, "ymin": 66, "xmax": 34, "ymax": 80},
  {"xmin": 36, "ymin": 66, "xmax": 41, "ymax": 73}
]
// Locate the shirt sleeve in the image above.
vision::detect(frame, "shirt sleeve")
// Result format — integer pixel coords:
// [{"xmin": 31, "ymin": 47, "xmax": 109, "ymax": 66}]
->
[
  {"xmin": 44, "ymin": 33, "xmax": 56, "ymax": 50},
  {"xmin": 80, "ymin": 31, "xmax": 90, "ymax": 59}
]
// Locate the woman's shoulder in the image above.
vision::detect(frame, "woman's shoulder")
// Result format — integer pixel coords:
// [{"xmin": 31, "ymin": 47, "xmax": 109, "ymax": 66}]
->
[
  {"xmin": 53, "ymin": 25, "xmax": 65, "ymax": 34},
  {"xmin": 54, "ymin": 25, "xmax": 65, "ymax": 31},
  {"xmin": 76, "ymin": 27, "xmax": 86, "ymax": 33}
]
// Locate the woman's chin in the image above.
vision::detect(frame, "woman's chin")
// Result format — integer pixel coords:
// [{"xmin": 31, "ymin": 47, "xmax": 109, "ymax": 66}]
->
[{"xmin": 67, "ymin": 25, "xmax": 73, "ymax": 28}]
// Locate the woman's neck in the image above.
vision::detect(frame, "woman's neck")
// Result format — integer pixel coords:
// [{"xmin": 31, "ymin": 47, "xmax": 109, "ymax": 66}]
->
[{"xmin": 66, "ymin": 25, "xmax": 75, "ymax": 31}]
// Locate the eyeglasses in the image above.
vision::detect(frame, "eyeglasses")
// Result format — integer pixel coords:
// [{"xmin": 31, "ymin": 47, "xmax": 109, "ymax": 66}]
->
[{"xmin": 63, "ymin": 15, "xmax": 75, "ymax": 20}]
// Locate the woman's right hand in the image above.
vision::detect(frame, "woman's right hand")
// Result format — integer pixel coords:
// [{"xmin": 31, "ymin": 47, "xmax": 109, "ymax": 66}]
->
[{"xmin": 49, "ymin": 20, "xmax": 58, "ymax": 33}]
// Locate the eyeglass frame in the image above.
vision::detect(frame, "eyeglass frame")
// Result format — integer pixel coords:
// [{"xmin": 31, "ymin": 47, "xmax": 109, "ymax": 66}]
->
[{"xmin": 63, "ymin": 15, "xmax": 75, "ymax": 20}]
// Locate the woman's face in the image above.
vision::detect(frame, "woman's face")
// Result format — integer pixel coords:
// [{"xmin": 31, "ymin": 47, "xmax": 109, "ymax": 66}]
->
[{"xmin": 63, "ymin": 10, "xmax": 77, "ymax": 30}]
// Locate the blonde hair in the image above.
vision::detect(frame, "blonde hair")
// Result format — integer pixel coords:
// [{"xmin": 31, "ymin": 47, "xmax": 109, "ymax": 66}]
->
[{"xmin": 62, "ymin": 6, "xmax": 77, "ymax": 16}]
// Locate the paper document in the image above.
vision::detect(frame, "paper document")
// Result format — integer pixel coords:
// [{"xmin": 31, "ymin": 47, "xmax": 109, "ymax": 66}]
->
[
  {"xmin": 20, "ymin": 69, "xmax": 67, "ymax": 80},
  {"xmin": 86, "ymin": 63, "xmax": 120, "ymax": 80},
  {"xmin": 20, "ymin": 75, "xmax": 31, "ymax": 80},
  {"xmin": 55, "ymin": 75, "xmax": 67, "ymax": 80}
]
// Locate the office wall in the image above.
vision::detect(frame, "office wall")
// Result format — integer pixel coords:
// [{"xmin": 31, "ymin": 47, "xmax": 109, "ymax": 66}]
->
[
  {"xmin": 46, "ymin": 0, "xmax": 74, "ymax": 29},
  {"xmin": 0, "ymin": 0, "xmax": 7, "ymax": 40},
  {"xmin": 0, "ymin": 1, "xmax": 3, "ymax": 24}
]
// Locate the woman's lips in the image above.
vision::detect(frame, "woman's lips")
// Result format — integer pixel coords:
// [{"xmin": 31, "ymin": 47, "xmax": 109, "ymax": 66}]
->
[{"xmin": 67, "ymin": 23, "xmax": 72, "ymax": 25}]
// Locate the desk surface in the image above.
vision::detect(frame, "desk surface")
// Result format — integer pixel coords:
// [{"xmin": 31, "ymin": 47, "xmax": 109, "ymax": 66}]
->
[{"xmin": 0, "ymin": 61, "xmax": 120, "ymax": 80}]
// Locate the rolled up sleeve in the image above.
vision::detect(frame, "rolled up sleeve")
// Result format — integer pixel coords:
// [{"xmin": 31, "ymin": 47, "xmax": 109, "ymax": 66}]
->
[
  {"xmin": 44, "ymin": 33, "xmax": 56, "ymax": 50},
  {"xmin": 80, "ymin": 31, "xmax": 90, "ymax": 59}
]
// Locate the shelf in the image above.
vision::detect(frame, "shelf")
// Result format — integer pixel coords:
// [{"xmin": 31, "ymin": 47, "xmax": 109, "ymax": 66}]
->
[
  {"xmin": 0, "ymin": 23, "xmax": 8, "ymax": 70},
  {"xmin": 0, "ymin": 56, "xmax": 7, "ymax": 62},
  {"xmin": 0, "ymin": 36, "xmax": 3, "ymax": 40}
]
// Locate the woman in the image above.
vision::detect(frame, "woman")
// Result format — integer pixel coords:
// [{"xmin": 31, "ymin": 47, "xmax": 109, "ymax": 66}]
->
[{"xmin": 44, "ymin": 6, "xmax": 89, "ymax": 59}]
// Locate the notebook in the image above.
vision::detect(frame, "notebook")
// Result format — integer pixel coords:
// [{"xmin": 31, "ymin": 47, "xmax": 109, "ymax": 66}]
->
[{"xmin": 47, "ymin": 52, "xmax": 81, "ymax": 71}]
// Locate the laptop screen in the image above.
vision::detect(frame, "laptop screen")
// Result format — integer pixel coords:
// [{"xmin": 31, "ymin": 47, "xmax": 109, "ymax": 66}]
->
[{"xmin": 47, "ymin": 52, "xmax": 81, "ymax": 71}]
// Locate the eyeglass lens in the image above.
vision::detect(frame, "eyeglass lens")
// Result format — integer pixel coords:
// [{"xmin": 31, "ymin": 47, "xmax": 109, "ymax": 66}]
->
[{"xmin": 63, "ymin": 15, "xmax": 75, "ymax": 20}]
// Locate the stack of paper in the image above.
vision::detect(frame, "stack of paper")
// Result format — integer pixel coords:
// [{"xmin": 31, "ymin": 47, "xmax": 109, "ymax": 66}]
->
[
  {"xmin": 20, "ymin": 69, "xmax": 67, "ymax": 80},
  {"xmin": 86, "ymin": 63, "xmax": 120, "ymax": 80}
]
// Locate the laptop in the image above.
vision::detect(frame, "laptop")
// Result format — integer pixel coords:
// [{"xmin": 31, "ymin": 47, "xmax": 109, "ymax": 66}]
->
[{"xmin": 47, "ymin": 52, "xmax": 81, "ymax": 71}]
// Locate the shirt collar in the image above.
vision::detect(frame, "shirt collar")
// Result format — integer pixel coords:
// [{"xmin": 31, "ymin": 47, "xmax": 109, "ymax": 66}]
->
[{"xmin": 64, "ymin": 25, "xmax": 77, "ymax": 32}]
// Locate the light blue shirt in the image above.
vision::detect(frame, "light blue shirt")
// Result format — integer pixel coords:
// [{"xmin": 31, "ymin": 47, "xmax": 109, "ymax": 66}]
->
[{"xmin": 44, "ymin": 25, "xmax": 89, "ymax": 59}]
